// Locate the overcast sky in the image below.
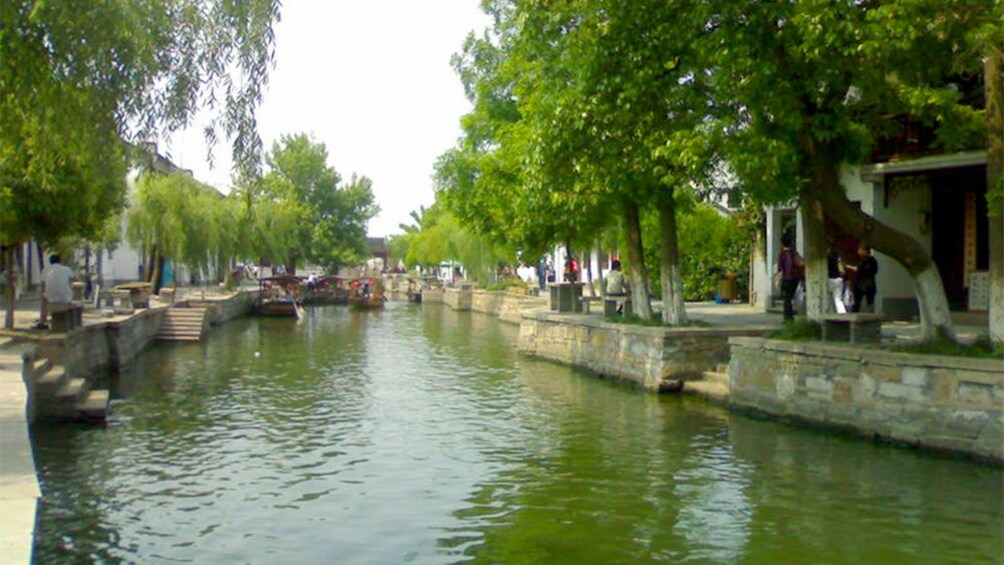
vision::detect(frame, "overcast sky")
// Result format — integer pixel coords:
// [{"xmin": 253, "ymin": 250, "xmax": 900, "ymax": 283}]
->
[{"xmin": 165, "ymin": 0, "xmax": 490, "ymax": 237}]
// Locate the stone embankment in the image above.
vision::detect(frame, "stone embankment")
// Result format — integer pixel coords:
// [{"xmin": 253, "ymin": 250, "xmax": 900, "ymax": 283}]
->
[
  {"xmin": 518, "ymin": 311, "xmax": 767, "ymax": 391},
  {"xmin": 425, "ymin": 285, "xmax": 1003, "ymax": 463},
  {"xmin": 728, "ymin": 337, "xmax": 1004, "ymax": 463}
]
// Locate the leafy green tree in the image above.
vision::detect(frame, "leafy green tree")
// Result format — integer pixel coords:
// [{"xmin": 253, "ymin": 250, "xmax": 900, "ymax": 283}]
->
[
  {"xmin": 437, "ymin": 3, "xmax": 611, "ymax": 275},
  {"xmin": 441, "ymin": 0, "xmax": 719, "ymax": 324},
  {"xmin": 1, "ymin": 0, "xmax": 280, "ymax": 326},
  {"xmin": 642, "ymin": 202, "xmax": 752, "ymax": 302},
  {"xmin": 256, "ymin": 134, "xmax": 379, "ymax": 272},
  {"xmin": 696, "ymin": 0, "xmax": 995, "ymax": 339}
]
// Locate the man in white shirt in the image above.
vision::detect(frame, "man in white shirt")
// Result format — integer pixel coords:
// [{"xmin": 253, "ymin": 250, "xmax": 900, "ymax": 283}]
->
[
  {"xmin": 606, "ymin": 260, "xmax": 625, "ymax": 296},
  {"xmin": 40, "ymin": 254, "xmax": 76, "ymax": 328}
]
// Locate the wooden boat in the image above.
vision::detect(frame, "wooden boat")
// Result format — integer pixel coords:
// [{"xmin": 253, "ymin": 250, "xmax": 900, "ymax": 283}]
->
[
  {"xmin": 348, "ymin": 278, "xmax": 386, "ymax": 310},
  {"xmin": 302, "ymin": 276, "xmax": 349, "ymax": 305},
  {"xmin": 254, "ymin": 275, "xmax": 304, "ymax": 318}
]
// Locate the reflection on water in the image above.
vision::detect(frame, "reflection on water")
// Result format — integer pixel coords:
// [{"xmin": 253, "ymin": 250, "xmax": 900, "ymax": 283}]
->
[{"xmin": 32, "ymin": 303, "xmax": 1003, "ymax": 564}]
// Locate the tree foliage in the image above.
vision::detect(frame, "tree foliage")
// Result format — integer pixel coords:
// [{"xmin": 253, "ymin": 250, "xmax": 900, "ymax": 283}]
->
[
  {"xmin": 642, "ymin": 203, "xmax": 752, "ymax": 301},
  {"xmin": 393, "ymin": 199, "xmax": 511, "ymax": 283},
  {"xmin": 689, "ymin": 0, "xmax": 997, "ymax": 338},
  {"xmin": 255, "ymin": 134, "xmax": 379, "ymax": 271},
  {"xmin": 1, "ymin": 0, "xmax": 280, "ymax": 247}
]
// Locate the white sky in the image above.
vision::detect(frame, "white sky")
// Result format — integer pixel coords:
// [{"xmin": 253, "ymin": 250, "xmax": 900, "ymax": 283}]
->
[{"xmin": 165, "ymin": 0, "xmax": 490, "ymax": 237}]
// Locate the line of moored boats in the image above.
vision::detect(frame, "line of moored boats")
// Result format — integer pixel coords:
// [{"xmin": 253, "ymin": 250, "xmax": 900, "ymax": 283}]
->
[{"xmin": 253, "ymin": 275, "xmax": 387, "ymax": 318}]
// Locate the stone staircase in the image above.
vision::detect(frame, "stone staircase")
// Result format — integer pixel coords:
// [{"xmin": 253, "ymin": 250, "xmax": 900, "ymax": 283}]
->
[
  {"xmin": 29, "ymin": 352, "xmax": 110, "ymax": 422},
  {"xmin": 155, "ymin": 307, "xmax": 209, "ymax": 342},
  {"xmin": 683, "ymin": 363, "xmax": 730, "ymax": 403}
]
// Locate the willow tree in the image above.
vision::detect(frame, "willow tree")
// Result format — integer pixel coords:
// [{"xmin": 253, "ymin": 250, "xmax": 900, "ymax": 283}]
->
[
  {"xmin": 398, "ymin": 200, "xmax": 511, "ymax": 284},
  {"xmin": 126, "ymin": 172, "xmax": 226, "ymax": 289},
  {"xmin": 1, "ymin": 0, "xmax": 280, "ymax": 326},
  {"xmin": 697, "ymin": 0, "xmax": 994, "ymax": 340}
]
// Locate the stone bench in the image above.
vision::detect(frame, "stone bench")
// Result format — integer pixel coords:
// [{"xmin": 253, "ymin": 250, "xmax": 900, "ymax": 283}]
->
[
  {"xmin": 819, "ymin": 313, "xmax": 883, "ymax": 344},
  {"xmin": 549, "ymin": 283, "xmax": 584, "ymax": 313},
  {"xmin": 50, "ymin": 302, "xmax": 83, "ymax": 332},
  {"xmin": 100, "ymin": 290, "xmax": 132, "ymax": 308},
  {"xmin": 604, "ymin": 296, "xmax": 633, "ymax": 317},
  {"xmin": 580, "ymin": 296, "xmax": 601, "ymax": 314}
]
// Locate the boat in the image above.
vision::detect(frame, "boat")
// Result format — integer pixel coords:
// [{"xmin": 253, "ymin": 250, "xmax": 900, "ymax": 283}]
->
[
  {"xmin": 302, "ymin": 276, "xmax": 349, "ymax": 305},
  {"xmin": 254, "ymin": 275, "xmax": 305, "ymax": 318},
  {"xmin": 348, "ymin": 278, "xmax": 386, "ymax": 309}
]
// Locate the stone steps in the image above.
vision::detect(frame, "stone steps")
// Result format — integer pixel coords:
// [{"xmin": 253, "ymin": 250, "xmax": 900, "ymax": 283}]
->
[
  {"xmin": 31, "ymin": 356, "xmax": 110, "ymax": 422},
  {"xmin": 156, "ymin": 308, "xmax": 208, "ymax": 342},
  {"xmin": 0, "ymin": 353, "xmax": 23, "ymax": 371},
  {"xmin": 74, "ymin": 390, "xmax": 110, "ymax": 421},
  {"xmin": 36, "ymin": 365, "xmax": 66, "ymax": 391},
  {"xmin": 683, "ymin": 370, "xmax": 730, "ymax": 403}
]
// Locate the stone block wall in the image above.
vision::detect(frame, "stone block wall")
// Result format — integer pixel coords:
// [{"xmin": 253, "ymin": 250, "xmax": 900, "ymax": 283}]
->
[
  {"xmin": 444, "ymin": 287, "xmax": 473, "ymax": 311},
  {"xmin": 519, "ymin": 312, "xmax": 767, "ymax": 390},
  {"xmin": 35, "ymin": 307, "xmax": 166, "ymax": 379},
  {"xmin": 422, "ymin": 288, "xmax": 445, "ymax": 303},
  {"xmin": 471, "ymin": 290, "xmax": 547, "ymax": 324},
  {"xmin": 728, "ymin": 336, "xmax": 1004, "ymax": 462},
  {"xmin": 186, "ymin": 290, "xmax": 256, "ymax": 325}
]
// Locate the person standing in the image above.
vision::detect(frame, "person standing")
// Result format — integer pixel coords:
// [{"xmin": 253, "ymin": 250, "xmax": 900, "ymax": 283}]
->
[
  {"xmin": 827, "ymin": 244, "xmax": 847, "ymax": 314},
  {"xmin": 41, "ymin": 254, "xmax": 76, "ymax": 328},
  {"xmin": 777, "ymin": 235, "xmax": 803, "ymax": 322},
  {"xmin": 849, "ymin": 243, "xmax": 878, "ymax": 313}
]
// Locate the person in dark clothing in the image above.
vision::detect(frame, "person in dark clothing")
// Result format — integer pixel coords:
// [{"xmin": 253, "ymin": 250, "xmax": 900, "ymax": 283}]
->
[
  {"xmin": 849, "ymin": 243, "xmax": 878, "ymax": 312},
  {"xmin": 777, "ymin": 235, "xmax": 803, "ymax": 322}
]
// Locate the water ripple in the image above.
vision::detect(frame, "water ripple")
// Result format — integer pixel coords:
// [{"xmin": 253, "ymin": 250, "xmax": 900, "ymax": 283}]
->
[{"xmin": 30, "ymin": 304, "xmax": 1004, "ymax": 564}]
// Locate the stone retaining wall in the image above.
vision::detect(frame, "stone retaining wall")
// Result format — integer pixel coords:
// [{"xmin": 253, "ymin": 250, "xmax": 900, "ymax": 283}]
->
[
  {"xmin": 519, "ymin": 312, "xmax": 769, "ymax": 390},
  {"xmin": 728, "ymin": 336, "xmax": 1004, "ymax": 462},
  {"xmin": 422, "ymin": 288, "xmax": 445, "ymax": 304},
  {"xmin": 443, "ymin": 287, "xmax": 473, "ymax": 311},
  {"xmin": 37, "ymin": 307, "xmax": 166, "ymax": 378},
  {"xmin": 471, "ymin": 290, "xmax": 547, "ymax": 325},
  {"xmin": 184, "ymin": 290, "xmax": 256, "ymax": 325}
]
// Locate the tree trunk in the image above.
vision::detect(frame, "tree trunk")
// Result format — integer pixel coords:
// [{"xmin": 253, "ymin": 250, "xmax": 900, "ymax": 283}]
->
[
  {"xmin": 623, "ymin": 198, "xmax": 653, "ymax": 319},
  {"xmin": 986, "ymin": 50, "xmax": 1003, "ymax": 343},
  {"xmin": 150, "ymin": 251, "xmax": 162, "ymax": 294},
  {"xmin": 799, "ymin": 195, "xmax": 829, "ymax": 321},
  {"xmin": 26, "ymin": 242, "xmax": 33, "ymax": 290},
  {"xmin": 143, "ymin": 245, "xmax": 157, "ymax": 282},
  {"xmin": 803, "ymin": 142, "xmax": 954, "ymax": 341},
  {"xmin": 96, "ymin": 248, "xmax": 104, "ymax": 290},
  {"xmin": 3, "ymin": 246, "xmax": 15, "ymax": 329},
  {"xmin": 657, "ymin": 192, "xmax": 688, "ymax": 325}
]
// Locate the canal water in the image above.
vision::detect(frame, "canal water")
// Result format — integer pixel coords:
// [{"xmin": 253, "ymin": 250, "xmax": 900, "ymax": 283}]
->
[{"xmin": 32, "ymin": 303, "xmax": 1002, "ymax": 564}]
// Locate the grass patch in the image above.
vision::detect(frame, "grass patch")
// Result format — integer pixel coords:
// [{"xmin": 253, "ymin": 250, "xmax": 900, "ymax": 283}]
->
[
  {"xmin": 889, "ymin": 332, "xmax": 1003, "ymax": 360},
  {"xmin": 766, "ymin": 318, "xmax": 821, "ymax": 341}
]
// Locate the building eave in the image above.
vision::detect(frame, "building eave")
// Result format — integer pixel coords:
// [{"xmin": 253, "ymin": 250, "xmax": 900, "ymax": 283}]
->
[{"xmin": 860, "ymin": 150, "xmax": 987, "ymax": 182}]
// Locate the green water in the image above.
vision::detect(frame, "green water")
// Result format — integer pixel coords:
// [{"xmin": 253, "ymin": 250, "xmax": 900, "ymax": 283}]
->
[{"xmin": 32, "ymin": 303, "xmax": 1003, "ymax": 564}]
